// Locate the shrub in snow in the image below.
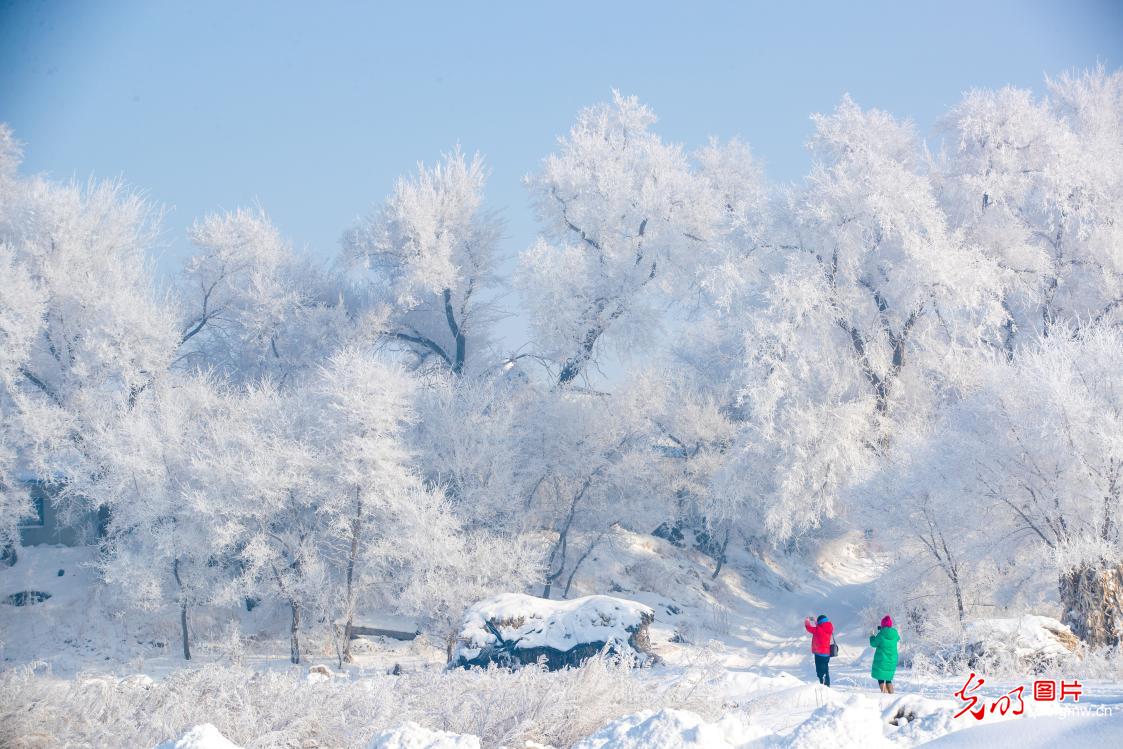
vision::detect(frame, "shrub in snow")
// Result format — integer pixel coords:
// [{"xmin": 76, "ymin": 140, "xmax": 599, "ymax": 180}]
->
[
  {"xmin": 453, "ymin": 593, "xmax": 655, "ymax": 670},
  {"xmin": 0, "ymin": 657, "xmax": 717, "ymax": 749},
  {"xmin": 960, "ymin": 615, "xmax": 1080, "ymax": 673},
  {"xmin": 366, "ymin": 722, "xmax": 480, "ymax": 749},
  {"xmin": 151, "ymin": 724, "xmax": 243, "ymax": 749}
]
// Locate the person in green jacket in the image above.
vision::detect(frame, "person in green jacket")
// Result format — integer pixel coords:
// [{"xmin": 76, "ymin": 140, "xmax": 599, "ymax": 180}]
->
[{"xmin": 870, "ymin": 614, "xmax": 900, "ymax": 693}]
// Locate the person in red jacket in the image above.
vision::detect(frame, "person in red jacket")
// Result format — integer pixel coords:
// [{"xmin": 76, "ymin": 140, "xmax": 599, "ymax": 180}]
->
[{"xmin": 804, "ymin": 614, "xmax": 834, "ymax": 686}]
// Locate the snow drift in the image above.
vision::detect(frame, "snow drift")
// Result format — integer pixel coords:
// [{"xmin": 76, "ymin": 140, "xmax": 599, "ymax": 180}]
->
[
  {"xmin": 453, "ymin": 593, "xmax": 656, "ymax": 670},
  {"xmin": 366, "ymin": 722, "xmax": 481, "ymax": 749},
  {"xmin": 151, "ymin": 724, "xmax": 243, "ymax": 749},
  {"xmin": 571, "ymin": 708, "xmax": 765, "ymax": 748}
]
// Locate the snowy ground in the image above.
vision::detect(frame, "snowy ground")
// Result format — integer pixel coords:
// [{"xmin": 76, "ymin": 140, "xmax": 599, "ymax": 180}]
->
[{"xmin": 3, "ymin": 534, "xmax": 1122, "ymax": 748}]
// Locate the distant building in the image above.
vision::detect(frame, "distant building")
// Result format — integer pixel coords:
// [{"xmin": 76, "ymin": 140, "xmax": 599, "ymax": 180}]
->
[{"xmin": 17, "ymin": 479, "xmax": 107, "ymax": 547}]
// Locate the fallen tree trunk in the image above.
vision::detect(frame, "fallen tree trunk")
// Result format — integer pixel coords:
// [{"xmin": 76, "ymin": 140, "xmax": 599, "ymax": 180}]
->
[{"xmin": 348, "ymin": 625, "xmax": 419, "ymax": 641}]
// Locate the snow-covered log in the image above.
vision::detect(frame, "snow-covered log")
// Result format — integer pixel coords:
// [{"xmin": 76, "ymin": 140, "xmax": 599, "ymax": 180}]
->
[{"xmin": 453, "ymin": 593, "xmax": 655, "ymax": 670}]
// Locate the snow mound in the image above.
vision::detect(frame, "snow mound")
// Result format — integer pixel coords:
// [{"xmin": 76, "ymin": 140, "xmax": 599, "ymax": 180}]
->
[
  {"xmin": 306, "ymin": 664, "xmax": 341, "ymax": 683},
  {"xmin": 151, "ymin": 724, "xmax": 242, "ymax": 749},
  {"xmin": 709, "ymin": 669, "xmax": 804, "ymax": 702},
  {"xmin": 779, "ymin": 695, "xmax": 893, "ymax": 748},
  {"xmin": 366, "ymin": 722, "xmax": 481, "ymax": 749},
  {"xmin": 0, "ymin": 545, "xmax": 97, "ymax": 610},
  {"xmin": 454, "ymin": 593, "xmax": 654, "ymax": 669},
  {"xmin": 920, "ymin": 712, "xmax": 1123, "ymax": 748},
  {"xmin": 733, "ymin": 681, "xmax": 845, "ymax": 724},
  {"xmin": 964, "ymin": 615, "xmax": 1079, "ymax": 670},
  {"xmin": 880, "ymin": 694, "xmax": 959, "ymax": 745},
  {"xmin": 571, "ymin": 708, "xmax": 764, "ymax": 749}
]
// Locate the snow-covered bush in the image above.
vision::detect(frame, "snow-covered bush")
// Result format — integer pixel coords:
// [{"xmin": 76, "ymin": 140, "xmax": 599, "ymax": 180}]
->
[
  {"xmin": 0, "ymin": 657, "xmax": 718, "ymax": 749},
  {"xmin": 958, "ymin": 615, "xmax": 1081, "ymax": 673}
]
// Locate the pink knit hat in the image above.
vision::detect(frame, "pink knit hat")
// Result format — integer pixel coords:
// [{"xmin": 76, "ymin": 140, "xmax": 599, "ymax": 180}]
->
[{"xmin": 881, "ymin": 615, "xmax": 893, "ymax": 628}]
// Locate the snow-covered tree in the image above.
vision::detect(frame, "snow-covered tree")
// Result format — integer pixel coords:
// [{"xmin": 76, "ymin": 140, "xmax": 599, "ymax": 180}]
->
[
  {"xmin": 306, "ymin": 347, "xmax": 422, "ymax": 662},
  {"xmin": 0, "ymin": 127, "xmax": 178, "ymax": 544},
  {"xmin": 720, "ymin": 97, "xmax": 1005, "ymax": 543},
  {"xmin": 202, "ymin": 348, "xmax": 491, "ymax": 664},
  {"xmin": 178, "ymin": 208, "xmax": 355, "ymax": 386},
  {"xmin": 206, "ymin": 381, "xmax": 329, "ymax": 664},
  {"xmin": 92, "ymin": 374, "xmax": 241, "ymax": 660},
  {"xmin": 518, "ymin": 92, "xmax": 721, "ymax": 385},
  {"xmin": 646, "ymin": 372, "xmax": 740, "ymax": 575},
  {"xmin": 413, "ymin": 372, "xmax": 524, "ymax": 529},
  {"xmin": 343, "ymin": 148, "xmax": 503, "ymax": 376},
  {"xmin": 880, "ymin": 326, "xmax": 1123, "ymax": 645},
  {"xmin": 643, "ymin": 142, "xmax": 769, "ymax": 559},
  {"xmin": 511, "ymin": 383, "xmax": 661, "ymax": 598},
  {"xmin": 861, "ymin": 412, "xmax": 1000, "ymax": 634},
  {"xmin": 690, "ymin": 137, "xmax": 774, "ymax": 313},
  {"xmin": 0, "ymin": 241, "xmax": 46, "ymax": 546},
  {"xmin": 388, "ymin": 492, "xmax": 543, "ymax": 661},
  {"xmin": 937, "ymin": 66, "xmax": 1123, "ymax": 347}
]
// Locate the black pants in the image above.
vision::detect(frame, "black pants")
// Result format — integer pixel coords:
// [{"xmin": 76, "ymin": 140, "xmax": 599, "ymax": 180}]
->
[{"xmin": 814, "ymin": 654, "xmax": 831, "ymax": 686}]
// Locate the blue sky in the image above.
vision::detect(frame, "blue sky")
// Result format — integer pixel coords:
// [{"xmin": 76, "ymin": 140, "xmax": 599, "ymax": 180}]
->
[{"xmin": 2, "ymin": 0, "xmax": 1121, "ymax": 286}]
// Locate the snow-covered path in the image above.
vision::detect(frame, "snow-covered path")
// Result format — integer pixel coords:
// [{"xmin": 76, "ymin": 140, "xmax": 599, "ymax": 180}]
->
[
  {"xmin": 705, "ymin": 531, "xmax": 887, "ymax": 680},
  {"xmin": 645, "ymin": 530, "xmax": 1123, "ymax": 748}
]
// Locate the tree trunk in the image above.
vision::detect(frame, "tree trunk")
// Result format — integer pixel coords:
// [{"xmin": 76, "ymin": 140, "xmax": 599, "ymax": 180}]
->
[
  {"xmin": 542, "ymin": 524, "xmax": 569, "ymax": 599},
  {"xmin": 710, "ymin": 525, "xmax": 732, "ymax": 580},
  {"xmin": 180, "ymin": 601, "xmax": 191, "ymax": 661},
  {"xmin": 172, "ymin": 557, "xmax": 191, "ymax": 660},
  {"xmin": 290, "ymin": 601, "xmax": 302, "ymax": 664},
  {"xmin": 951, "ymin": 572, "xmax": 966, "ymax": 626},
  {"xmin": 562, "ymin": 529, "xmax": 607, "ymax": 598},
  {"xmin": 342, "ymin": 491, "xmax": 363, "ymax": 664},
  {"xmin": 1060, "ymin": 561, "xmax": 1123, "ymax": 647},
  {"xmin": 443, "ymin": 288, "xmax": 467, "ymax": 375},
  {"xmin": 342, "ymin": 620, "xmax": 354, "ymax": 664}
]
